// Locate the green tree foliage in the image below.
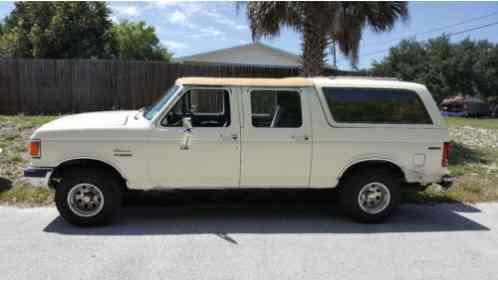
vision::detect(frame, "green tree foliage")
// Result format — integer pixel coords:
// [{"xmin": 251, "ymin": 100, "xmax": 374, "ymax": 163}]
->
[
  {"xmin": 240, "ymin": 2, "xmax": 408, "ymax": 76},
  {"xmin": 112, "ymin": 20, "xmax": 172, "ymax": 61},
  {"xmin": 0, "ymin": 2, "xmax": 115, "ymax": 58},
  {"xmin": 371, "ymin": 36, "xmax": 498, "ymax": 102}
]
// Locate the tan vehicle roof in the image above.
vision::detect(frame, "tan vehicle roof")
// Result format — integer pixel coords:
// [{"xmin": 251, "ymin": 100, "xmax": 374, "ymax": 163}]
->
[{"xmin": 175, "ymin": 77, "xmax": 313, "ymax": 87}]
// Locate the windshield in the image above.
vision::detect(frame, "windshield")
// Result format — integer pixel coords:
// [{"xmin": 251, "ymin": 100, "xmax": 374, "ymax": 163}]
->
[{"xmin": 144, "ymin": 85, "xmax": 180, "ymax": 120}]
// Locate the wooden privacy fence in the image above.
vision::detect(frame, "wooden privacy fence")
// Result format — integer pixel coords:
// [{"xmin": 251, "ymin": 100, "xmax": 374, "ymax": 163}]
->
[{"xmin": 0, "ymin": 59, "xmax": 347, "ymax": 115}]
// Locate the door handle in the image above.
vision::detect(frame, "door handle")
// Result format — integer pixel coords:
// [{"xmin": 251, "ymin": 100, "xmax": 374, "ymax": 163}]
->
[
  {"xmin": 177, "ymin": 128, "xmax": 193, "ymax": 134},
  {"xmin": 291, "ymin": 134, "xmax": 311, "ymax": 142},
  {"xmin": 219, "ymin": 133, "xmax": 239, "ymax": 142}
]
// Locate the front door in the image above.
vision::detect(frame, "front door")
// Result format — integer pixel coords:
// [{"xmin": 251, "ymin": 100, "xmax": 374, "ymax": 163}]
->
[
  {"xmin": 240, "ymin": 88, "xmax": 312, "ymax": 187},
  {"xmin": 149, "ymin": 87, "xmax": 240, "ymax": 188}
]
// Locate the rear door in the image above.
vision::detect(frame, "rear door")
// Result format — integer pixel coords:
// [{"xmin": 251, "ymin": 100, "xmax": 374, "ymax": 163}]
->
[{"xmin": 240, "ymin": 87, "xmax": 312, "ymax": 187}]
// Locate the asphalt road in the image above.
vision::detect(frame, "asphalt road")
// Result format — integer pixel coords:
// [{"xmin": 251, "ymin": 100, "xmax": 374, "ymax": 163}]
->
[{"xmin": 1, "ymin": 200, "xmax": 498, "ymax": 279}]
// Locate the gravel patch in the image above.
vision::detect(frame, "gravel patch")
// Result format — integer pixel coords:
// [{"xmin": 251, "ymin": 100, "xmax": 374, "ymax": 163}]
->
[{"xmin": 450, "ymin": 126, "xmax": 498, "ymax": 149}]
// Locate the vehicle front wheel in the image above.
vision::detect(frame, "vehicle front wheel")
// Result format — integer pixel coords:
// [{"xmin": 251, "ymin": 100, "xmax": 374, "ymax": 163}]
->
[
  {"xmin": 55, "ymin": 168, "xmax": 122, "ymax": 227},
  {"xmin": 339, "ymin": 168, "xmax": 400, "ymax": 222}
]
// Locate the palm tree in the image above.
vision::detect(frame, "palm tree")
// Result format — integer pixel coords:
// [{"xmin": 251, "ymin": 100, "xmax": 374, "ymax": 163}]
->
[{"xmin": 240, "ymin": 2, "xmax": 408, "ymax": 76}]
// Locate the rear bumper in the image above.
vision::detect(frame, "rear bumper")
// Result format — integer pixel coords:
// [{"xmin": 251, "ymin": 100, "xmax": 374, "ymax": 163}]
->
[
  {"xmin": 438, "ymin": 175, "xmax": 453, "ymax": 189},
  {"xmin": 23, "ymin": 166, "xmax": 53, "ymax": 187}
]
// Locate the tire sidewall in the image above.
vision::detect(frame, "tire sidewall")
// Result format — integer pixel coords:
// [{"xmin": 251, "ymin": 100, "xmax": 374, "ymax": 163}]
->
[{"xmin": 55, "ymin": 168, "xmax": 122, "ymax": 227}]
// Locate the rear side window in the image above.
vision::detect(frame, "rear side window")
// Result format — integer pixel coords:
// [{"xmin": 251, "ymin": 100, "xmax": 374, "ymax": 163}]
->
[
  {"xmin": 250, "ymin": 90, "xmax": 302, "ymax": 128},
  {"xmin": 322, "ymin": 87, "xmax": 433, "ymax": 124}
]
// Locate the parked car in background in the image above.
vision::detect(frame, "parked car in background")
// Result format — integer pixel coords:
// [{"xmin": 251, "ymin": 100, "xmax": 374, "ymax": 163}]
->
[
  {"xmin": 440, "ymin": 95, "xmax": 490, "ymax": 117},
  {"xmin": 490, "ymin": 104, "xmax": 498, "ymax": 118},
  {"xmin": 24, "ymin": 76, "xmax": 452, "ymax": 226}
]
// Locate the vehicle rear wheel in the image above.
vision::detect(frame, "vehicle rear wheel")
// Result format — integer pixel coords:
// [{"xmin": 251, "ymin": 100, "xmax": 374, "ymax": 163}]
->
[
  {"xmin": 339, "ymin": 168, "xmax": 400, "ymax": 222},
  {"xmin": 55, "ymin": 168, "xmax": 122, "ymax": 227}
]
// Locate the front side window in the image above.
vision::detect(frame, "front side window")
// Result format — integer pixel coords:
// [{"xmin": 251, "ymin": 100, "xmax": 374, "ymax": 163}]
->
[
  {"xmin": 322, "ymin": 87, "xmax": 433, "ymax": 124},
  {"xmin": 163, "ymin": 88, "xmax": 230, "ymax": 127},
  {"xmin": 250, "ymin": 90, "xmax": 302, "ymax": 128}
]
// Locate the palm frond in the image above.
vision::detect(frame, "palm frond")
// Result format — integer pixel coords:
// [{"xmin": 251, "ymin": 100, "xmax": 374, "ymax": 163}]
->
[
  {"xmin": 238, "ymin": 1, "xmax": 409, "ymax": 74},
  {"xmin": 244, "ymin": 2, "xmax": 302, "ymax": 41}
]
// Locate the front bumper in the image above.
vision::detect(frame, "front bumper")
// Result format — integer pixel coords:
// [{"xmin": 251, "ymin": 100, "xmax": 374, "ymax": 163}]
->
[{"xmin": 23, "ymin": 166, "xmax": 53, "ymax": 187}]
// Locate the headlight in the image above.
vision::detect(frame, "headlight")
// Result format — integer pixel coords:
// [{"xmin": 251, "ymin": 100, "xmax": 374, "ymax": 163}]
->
[{"xmin": 29, "ymin": 139, "xmax": 41, "ymax": 158}]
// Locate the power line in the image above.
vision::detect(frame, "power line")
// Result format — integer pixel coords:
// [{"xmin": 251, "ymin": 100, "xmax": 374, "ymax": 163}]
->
[
  {"xmin": 448, "ymin": 20, "xmax": 498, "ymax": 36},
  {"xmin": 339, "ymin": 10, "xmax": 498, "ymax": 62},
  {"xmin": 362, "ymin": 10, "xmax": 498, "ymax": 47},
  {"xmin": 338, "ymin": 19, "xmax": 498, "ymax": 63}
]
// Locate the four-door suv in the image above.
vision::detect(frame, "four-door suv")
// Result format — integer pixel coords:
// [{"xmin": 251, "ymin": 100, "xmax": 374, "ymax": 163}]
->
[{"xmin": 24, "ymin": 76, "xmax": 452, "ymax": 226}]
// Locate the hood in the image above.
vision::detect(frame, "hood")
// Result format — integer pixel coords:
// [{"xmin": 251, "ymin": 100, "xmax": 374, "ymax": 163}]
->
[{"xmin": 36, "ymin": 110, "xmax": 139, "ymax": 133}]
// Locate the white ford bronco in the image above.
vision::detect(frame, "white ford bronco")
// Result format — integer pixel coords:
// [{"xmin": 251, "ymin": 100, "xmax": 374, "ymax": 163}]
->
[{"xmin": 25, "ymin": 76, "xmax": 452, "ymax": 226}]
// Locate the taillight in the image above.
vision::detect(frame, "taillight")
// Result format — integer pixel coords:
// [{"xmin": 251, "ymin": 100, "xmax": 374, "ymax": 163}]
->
[
  {"xmin": 442, "ymin": 142, "xmax": 451, "ymax": 167},
  {"xmin": 29, "ymin": 139, "xmax": 41, "ymax": 158}
]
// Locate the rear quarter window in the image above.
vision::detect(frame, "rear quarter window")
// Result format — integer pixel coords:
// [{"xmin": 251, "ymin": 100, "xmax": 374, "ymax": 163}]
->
[{"xmin": 322, "ymin": 87, "xmax": 433, "ymax": 125}]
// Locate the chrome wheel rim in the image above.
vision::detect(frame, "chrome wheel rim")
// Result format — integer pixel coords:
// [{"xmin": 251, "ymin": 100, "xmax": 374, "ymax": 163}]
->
[
  {"xmin": 358, "ymin": 182, "xmax": 391, "ymax": 214},
  {"xmin": 67, "ymin": 183, "xmax": 104, "ymax": 217}
]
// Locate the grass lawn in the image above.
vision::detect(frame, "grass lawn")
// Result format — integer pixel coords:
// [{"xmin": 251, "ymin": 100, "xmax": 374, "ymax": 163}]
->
[
  {"xmin": 445, "ymin": 116, "xmax": 498, "ymax": 129},
  {"xmin": 0, "ymin": 115, "xmax": 497, "ymax": 205},
  {"xmin": 0, "ymin": 115, "xmax": 58, "ymax": 205}
]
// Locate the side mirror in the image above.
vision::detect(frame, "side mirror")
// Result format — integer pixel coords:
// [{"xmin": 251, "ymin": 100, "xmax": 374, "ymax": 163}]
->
[
  {"xmin": 180, "ymin": 117, "xmax": 192, "ymax": 150},
  {"xmin": 182, "ymin": 117, "xmax": 192, "ymax": 130}
]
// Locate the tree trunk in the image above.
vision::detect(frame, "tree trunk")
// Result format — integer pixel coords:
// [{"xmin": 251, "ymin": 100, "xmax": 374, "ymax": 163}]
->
[
  {"xmin": 331, "ymin": 39, "xmax": 337, "ymax": 69},
  {"xmin": 301, "ymin": 3, "xmax": 327, "ymax": 77}
]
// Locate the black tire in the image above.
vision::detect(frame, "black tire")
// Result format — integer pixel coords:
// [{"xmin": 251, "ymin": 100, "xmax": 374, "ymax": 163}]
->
[
  {"xmin": 339, "ymin": 168, "xmax": 400, "ymax": 222},
  {"xmin": 55, "ymin": 167, "xmax": 122, "ymax": 227}
]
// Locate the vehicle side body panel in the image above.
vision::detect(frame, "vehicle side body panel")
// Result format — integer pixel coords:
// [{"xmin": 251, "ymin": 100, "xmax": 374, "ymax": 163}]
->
[
  {"xmin": 308, "ymin": 79, "xmax": 449, "ymax": 188},
  {"xmin": 26, "ymin": 77, "xmax": 450, "ymax": 191}
]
